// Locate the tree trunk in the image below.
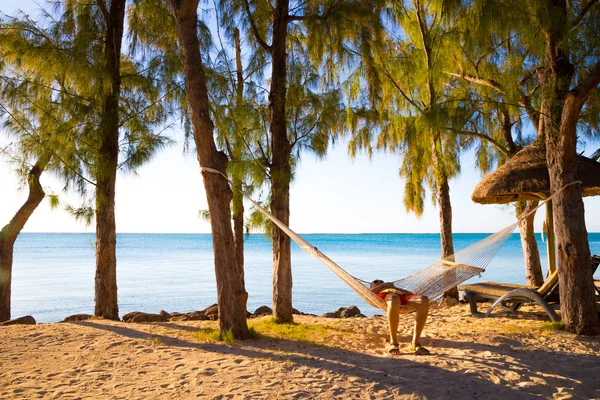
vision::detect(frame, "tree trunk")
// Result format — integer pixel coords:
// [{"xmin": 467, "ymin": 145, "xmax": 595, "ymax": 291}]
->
[
  {"xmin": 232, "ymin": 28, "xmax": 245, "ymax": 278},
  {"xmin": 516, "ymin": 201, "xmax": 544, "ymax": 286},
  {"xmin": 270, "ymin": 0, "xmax": 293, "ymax": 323},
  {"xmin": 232, "ymin": 179, "xmax": 245, "ymax": 282},
  {"xmin": 547, "ymin": 95, "xmax": 599, "ymax": 335},
  {"xmin": 541, "ymin": 0, "xmax": 599, "ymax": 335},
  {"xmin": 431, "ymin": 137, "xmax": 457, "ymax": 302},
  {"xmin": 169, "ymin": 0, "xmax": 249, "ymax": 338},
  {"xmin": 501, "ymin": 108, "xmax": 544, "ymax": 286},
  {"xmin": 437, "ymin": 173, "xmax": 458, "ymax": 301},
  {"xmin": 0, "ymin": 161, "xmax": 46, "ymax": 322},
  {"xmin": 94, "ymin": 0, "xmax": 126, "ymax": 320}
]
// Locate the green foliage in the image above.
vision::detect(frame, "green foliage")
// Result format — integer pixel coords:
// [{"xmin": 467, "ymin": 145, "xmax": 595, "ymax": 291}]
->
[
  {"xmin": 64, "ymin": 203, "xmax": 95, "ymax": 226},
  {"xmin": 540, "ymin": 321, "xmax": 564, "ymax": 333},
  {"xmin": 344, "ymin": 0, "xmax": 466, "ymax": 216},
  {"xmin": 1, "ymin": 1, "xmax": 177, "ymax": 225},
  {"xmin": 198, "ymin": 209, "xmax": 210, "ymax": 222},
  {"xmin": 47, "ymin": 194, "xmax": 60, "ymax": 210}
]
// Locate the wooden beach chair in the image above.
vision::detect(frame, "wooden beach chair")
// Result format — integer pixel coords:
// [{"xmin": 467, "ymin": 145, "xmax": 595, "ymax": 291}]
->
[{"xmin": 459, "ymin": 254, "xmax": 600, "ymax": 322}]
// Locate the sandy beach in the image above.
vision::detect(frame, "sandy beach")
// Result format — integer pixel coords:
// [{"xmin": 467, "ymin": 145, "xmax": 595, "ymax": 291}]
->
[{"xmin": 1, "ymin": 303, "xmax": 599, "ymax": 399}]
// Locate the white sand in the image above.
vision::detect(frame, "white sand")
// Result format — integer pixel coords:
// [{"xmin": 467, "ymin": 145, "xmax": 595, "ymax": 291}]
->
[{"xmin": 1, "ymin": 304, "xmax": 599, "ymax": 399}]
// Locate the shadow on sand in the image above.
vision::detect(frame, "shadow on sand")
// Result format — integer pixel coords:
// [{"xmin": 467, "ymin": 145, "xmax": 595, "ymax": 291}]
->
[{"xmin": 69, "ymin": 319, "xmax": 598, "ymax": 399}]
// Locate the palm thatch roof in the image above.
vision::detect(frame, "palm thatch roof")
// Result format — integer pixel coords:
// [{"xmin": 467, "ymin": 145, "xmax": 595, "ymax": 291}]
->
[{"xmin": 472, "ymin": 143, "xmax": 600, "ymax": 204}]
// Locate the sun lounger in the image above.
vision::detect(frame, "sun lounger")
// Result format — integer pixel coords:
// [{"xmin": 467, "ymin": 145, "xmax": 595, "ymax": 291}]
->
[{"xmin": 459, "ymin": 254, "xmax": 600, "ymax": 322}]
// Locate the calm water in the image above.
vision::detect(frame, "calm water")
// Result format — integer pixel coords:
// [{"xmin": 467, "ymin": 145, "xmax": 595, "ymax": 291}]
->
[{"xmin": 11, "ymin": 232, "xmax": 600, "ymax": 322}]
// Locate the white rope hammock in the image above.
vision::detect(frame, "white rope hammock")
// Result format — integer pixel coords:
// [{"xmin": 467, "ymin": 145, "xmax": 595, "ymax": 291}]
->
[{"xmin": 201, "ymin": 167, "xmax": 577, "ymax": 311}]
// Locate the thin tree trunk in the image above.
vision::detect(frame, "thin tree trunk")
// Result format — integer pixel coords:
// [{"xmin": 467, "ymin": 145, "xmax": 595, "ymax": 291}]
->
[
  {"xmin": 94, "ymin": 0, "xmax": 126, "ymax": 320},
  {"xmin": 437, "ymin": 173, "xmax": 458, "ymax": 301},
  {"xmin": 270, "ymin": 0, "xmax": 293, "ymax": 322},
  {"xmin": 516, "ymin": 201, "xmax": 544, "ymax": 287},
  {"xmin": 432, "ymin": 138, "xmax": 457, "ymax": 302},
  {"xmin": 540, "ymin": 0, "xmax": 599, "ymax": 334},
  {"xmin": 501, "ymin": 108, "xmax": 544, "ymax": 287},
  {"xmin": 232, "ymin": 28, "xmax": 245, "ymax": 279},
  {"xmin": 169, "ymin": 0, "xmax": 249, "ymax": 338},
  {"xmin": 0, "ymin": 161, "xmax": 46, "ymax": 322}
]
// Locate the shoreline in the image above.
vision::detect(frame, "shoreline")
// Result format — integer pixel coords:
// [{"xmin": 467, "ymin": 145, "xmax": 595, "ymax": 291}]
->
[{"xmin": 1, "ymin": 303, "xmax": 599, "ymax": 399}]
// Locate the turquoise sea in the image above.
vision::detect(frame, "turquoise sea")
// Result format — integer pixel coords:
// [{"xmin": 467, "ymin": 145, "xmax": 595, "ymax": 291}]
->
[{"xmin": 11, "ymin": 232, "xmax": 600, "ymax": 323}]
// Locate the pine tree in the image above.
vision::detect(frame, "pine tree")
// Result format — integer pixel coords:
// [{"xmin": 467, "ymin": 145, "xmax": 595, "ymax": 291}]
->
[
  {"xmin": 446, "ymin": 31, "xmax": 545, "ymax": 286},
  {"xmin": 1, "ymin": 1, "xmax": 172, "ymax": 321},
  {"xmin": 345, "ymin": 0, "xmax": 467, "ymax": 301},
  {"xmin": 462, "ymin": 0, "xmax": 600, "ymax": 334},
  {"xmin": 229, "ymin": 0, "xmax": 362, "ymax": 321},
  {"xmin": 167, "ymin": 0, "xmax": 251, "ymax": 338}
]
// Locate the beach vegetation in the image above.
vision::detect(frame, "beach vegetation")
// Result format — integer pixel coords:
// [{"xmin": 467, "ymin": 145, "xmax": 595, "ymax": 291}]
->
[
  {"xmin": 145, "ymin": 336, "xmax": 164, "ymax": 346},
  {"xmin": 248, "ymin": 318, "xmax": 335, "ymax": 344},
  {"xmin": 481, "ymin": 318, "xmax": 565, "ymax": 337}
]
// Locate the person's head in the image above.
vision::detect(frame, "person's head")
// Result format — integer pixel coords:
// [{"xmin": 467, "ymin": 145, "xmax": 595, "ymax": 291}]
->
[{"xmin": 370, "ymin": 279, "xmax": 384, "ymax": 290}]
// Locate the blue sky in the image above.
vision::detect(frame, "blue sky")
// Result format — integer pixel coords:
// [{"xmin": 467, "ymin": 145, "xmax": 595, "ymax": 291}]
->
[{"xmin": 1, "ymin": 0, "xmax": 599, "ymax": 234}]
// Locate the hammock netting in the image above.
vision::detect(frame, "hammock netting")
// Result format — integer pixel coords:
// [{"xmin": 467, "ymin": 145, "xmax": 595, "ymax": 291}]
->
[{"xmin": 200, "ymin": 167, "xmax": 551, "ymax": 311}]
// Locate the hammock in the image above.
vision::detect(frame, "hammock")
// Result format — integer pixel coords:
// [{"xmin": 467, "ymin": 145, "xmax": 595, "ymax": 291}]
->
[{"xmin": 201, "ymin": 167, "xmax": 572, "ymax": 311}]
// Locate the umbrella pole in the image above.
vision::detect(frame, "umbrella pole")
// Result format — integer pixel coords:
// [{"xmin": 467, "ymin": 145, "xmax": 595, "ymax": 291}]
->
[{"xmin": 546, "ymin": 200, "xmax": 556, "ymax": 275}]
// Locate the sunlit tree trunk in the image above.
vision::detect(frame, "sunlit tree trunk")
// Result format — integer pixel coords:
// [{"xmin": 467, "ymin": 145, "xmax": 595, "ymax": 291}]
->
[
  {"xmin": 436, "ymin": 166, "xmax": 458, "ymax": 301},
  {"xmin": 501, "ymin": 109, "xmax": 543, "ymax": 285},
  {"xmin": 0, "ymin": 161, "xmax": 46, "ymax": 322},
  {"xmin": 516, "ymin": 201, "xmax": 544, "ymax": 286},
  {"xmin": 169, "ymin": 0, "xmax": 249, "ymax": 338},
  {"xmin": 540, "ymin": 0, "xmax": 599, "ymax": 335},
  {"xmin": 94, "ymin": 0, "xmax": 126, "ymax": 320},
  {"xmin": 269, "ymin": 0, "xmax": 293, "ymax": 323}
]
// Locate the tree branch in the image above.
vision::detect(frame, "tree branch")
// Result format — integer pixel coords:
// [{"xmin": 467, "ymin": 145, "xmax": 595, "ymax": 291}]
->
[
  {"xmin": 569, "ymin": 60, "xmax": 600, "ymax": 109},
  {"xmin": 447, "ymin": 72, "xmax": 504, "ymax": 92},
  {"xmin": 381, "ymin": 64, "xmax": 424, "ymax": 113},
  {"xmin": 571, "ymin": 0, "xmax": 599, "ymax": 29},
  {"xmin": 242, "ymin": 0, "xmax": 272, "ymax": 54},
  {"xmin": 95, "ymin": 0, "xmax": 109, "ymax": 21},
  {"xmin": 447, "ymin": 127, "xmax": 509, "ymax": 156}
]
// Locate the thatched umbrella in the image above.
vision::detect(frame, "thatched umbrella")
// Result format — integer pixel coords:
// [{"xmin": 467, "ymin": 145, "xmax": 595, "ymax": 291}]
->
[{"xmin": 472, "ymin": 141, "xmax": 600, "ymax": 272}]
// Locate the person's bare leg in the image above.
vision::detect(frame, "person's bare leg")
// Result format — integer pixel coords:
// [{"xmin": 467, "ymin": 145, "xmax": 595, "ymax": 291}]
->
[
  {"xmin": 386, "ymin": 294, "xmax": 400, "ymax": 344},
  {"xmin": 408, "ymin": 295, "xmax": 429, "ymax": 345}
]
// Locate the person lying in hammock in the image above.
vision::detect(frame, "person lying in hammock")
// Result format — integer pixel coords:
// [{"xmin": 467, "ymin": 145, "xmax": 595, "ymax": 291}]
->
[{"xmin": 370, "ymin": 280, "xmax": 430, "ymax": 355}]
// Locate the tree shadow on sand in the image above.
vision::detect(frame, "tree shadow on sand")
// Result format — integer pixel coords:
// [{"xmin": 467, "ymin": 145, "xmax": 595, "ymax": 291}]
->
[{"xmin": 68, "ymin": 320, "xmax": 598, "ymax": 399}]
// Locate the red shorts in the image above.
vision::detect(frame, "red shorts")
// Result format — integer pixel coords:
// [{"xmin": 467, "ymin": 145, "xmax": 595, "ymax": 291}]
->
[{"xmin": 377, "ymin": 292, "xmax": 414, "ymax": 305}]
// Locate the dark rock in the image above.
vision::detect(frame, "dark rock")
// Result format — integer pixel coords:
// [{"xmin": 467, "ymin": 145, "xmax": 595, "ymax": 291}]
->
[
  {"xmin": 131, "ymin": 313, "xmax": 166, "ymax": 323},
  {"xmin": 292, "ymin": 308, "xmax": 303, "ymax": 315},
  {"xmin": 339, "ymin": 306, "xmax": 361, "ymax": 318},
  {"xmin": 182, "ymin": 311, "xmax": 209, "ymax": 321},
  {"xmin": 63, "ymin": 314, "xmax": 93, "ymax": 322},
  {"xmin": 170, "ymin": 312, "xmax": 183, "ymax": 317},
  {"xmin": 122, "ymin": 311, "xmax": 143, "ymax": 322},
  {"xmin": 0, "ymin": 315, "xmax": 36, "ymax": 326},
  {"xmin": 158, "ymin": 310, "xmax": 171, "ymax": 320},
  {"xmin": 253, "ymin": 306, "xmax": 272, "ymax": 316},
  {"xmin": 320, "ymin": 312, "xmax": 339, "ymax": 318},
  {"xmin": 355, "ymin": 313, "xmax": 367, "ymax": 318},
  {"xmin": 202, "ymin": 304, "xmax": 219, "ymax": 321}
]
